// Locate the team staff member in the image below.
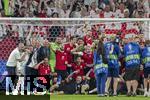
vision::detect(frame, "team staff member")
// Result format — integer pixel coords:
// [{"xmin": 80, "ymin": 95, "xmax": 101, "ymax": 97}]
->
[
  {"xmin": 27, "ymin": 40, "xmax": 40, "ymax": 75},
  {"xmin": 94, "ymin": 37, "xmax": 108, "ymax": 97},
  {"xmin": 37, "ymin": 39, "xmax": 50, "ymax": 63},
  {"xmin": 105, "ymin": 37, "xmax": 121, "ymax": 96},
  {"xmin": 6, "ymin": 42, "xmax": 26, "ymax": 95},
  {"xmin": 123, "ymin": 35, "xmax": 141, "ymax": 96},
  {"xmin": 13, "ymin": 45, "xmax": 33, "ymax": 95},
  {"xmin": 142, "ymin": 40, "xmax": 150, "ymax": 97}
]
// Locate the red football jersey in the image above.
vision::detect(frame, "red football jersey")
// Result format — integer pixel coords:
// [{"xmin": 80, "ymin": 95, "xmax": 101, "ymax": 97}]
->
[
  {"xmin": 92, "ymin": 30, "xmax": 98, "ymax": 39},
  {"xmin": 72, "ymin": 63, "xmax": 85, "ymax": 79},
  {"xmin": 82, "ymin": 52, "xmax": 93, "ymax": 65},
  {"xmin": 83, "ymin": 35, "xmax": 93, "ymax": 45},
  {"xmin": 64, "ymin": 43, "xmax": 74, "ymax": 64},
  {"xmin": 55, "ymin": 50, "xmax": 68, "ymax": 70},
  {"xmin": 89, "ymin": 68, "xmax": 95, "ymax": 78},
  {"xmin": 38, "ymin": 63, "xmax": 51, "ymax": 75}
]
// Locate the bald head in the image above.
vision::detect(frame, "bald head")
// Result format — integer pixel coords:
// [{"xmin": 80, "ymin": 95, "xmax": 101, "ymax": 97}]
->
[{"xmin": 18, "ymin": 42, "xmax": 25, "ymax": 51}]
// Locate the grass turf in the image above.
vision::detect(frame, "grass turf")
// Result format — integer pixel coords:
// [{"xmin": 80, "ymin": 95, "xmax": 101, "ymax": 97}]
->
[
  {"xmin": 0, "ymin": 95, "xmax": 49, "ymax": 100},
  {"xmin": 50, "ymin": 95, "xmax": 150, "ymax": 100},
  {"xmin": 0, "ymin": 94, "xmax": 149, "ymax": 100}
]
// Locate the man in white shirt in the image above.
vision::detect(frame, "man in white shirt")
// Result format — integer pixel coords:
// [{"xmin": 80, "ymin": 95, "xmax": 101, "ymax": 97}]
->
[
  {"xmin": 59, "ymin": 4, "xmax": 72, "ymax": 18},
  {"xmin": 14, "ymin": 45, "xmax": 33, "ymax": 95},
  {"xmin": 89, "ymin": 2, "xmax": 100, "ymax": 18},
  {"xmin": 6, "ymin": 42, "xmax": 26, "ymax": 95},
  {"xmin": 44, "ymin": 0, "xmax": 58, "ymax": 17},
  {"xmin": 6, "ymin": 42, "xmax": 25, "ymax": 74},
  {"xmin": 104, "ymin": 4, "xmax": 114, "ymax": 18}
]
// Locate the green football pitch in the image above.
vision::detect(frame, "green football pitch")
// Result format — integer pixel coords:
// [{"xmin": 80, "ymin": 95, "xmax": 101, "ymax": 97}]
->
[
  {"xmin": 50, "ymin": 95, "xmax": 150, "ymax": 100},
  {"xmin": 0, "ymin": 95, "xmax": 150, "ymax": 100}
]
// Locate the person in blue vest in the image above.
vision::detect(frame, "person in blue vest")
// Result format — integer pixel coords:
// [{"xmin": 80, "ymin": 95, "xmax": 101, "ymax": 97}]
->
[
  {"xmin": 93, "ymin": 37, "xmax": 108, "ymax": 97},
  {"xmin": 141, "ymin": 40, "xmax": 150, "ymax": 97},
  {"xmin": 123, "ymin": 35, "xmax": 141, "ymax": 96},
  {"xmin": 105, "ymin": 36, "xmax": 121, "ymax": 96}
]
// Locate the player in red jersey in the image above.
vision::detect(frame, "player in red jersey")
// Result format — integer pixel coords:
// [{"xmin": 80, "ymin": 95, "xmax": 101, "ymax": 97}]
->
[
  {"xmin": 72, "ymin": 45, "xmax": 94, "ymax": 74},
  {"xmin": 64, "ymin": 36, "xmax": 77, "ymax": 74},
  {"xmin": 34, "ymin": 57, "xmax": 51, "ymax": 94},
  {"xmin": 83, "ymin": 31, "xmax": 93, "ymax": 45},
  {"xmin": 55, "ymin": 47, "xmax": 68, "ymax": 80},
  {"xmin": 82, "ymin": 45, "xmax": 94, "ymax": 74},
  {"xmin": 71, "ymin": 56, "xmax": 86, "ymax": 79},
  {"xmin": 35, "ymin": 57, "xmax": 51, "ymax": 76}
]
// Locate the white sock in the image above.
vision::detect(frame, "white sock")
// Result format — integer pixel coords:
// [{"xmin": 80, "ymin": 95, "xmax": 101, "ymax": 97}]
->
[
  {"xmin": 89, "ymin": 90, "xmax": 93, "ymax": 93},
  {"xmin": 144, "ymin": 88, "xmax": 147, "ymax": 92}
]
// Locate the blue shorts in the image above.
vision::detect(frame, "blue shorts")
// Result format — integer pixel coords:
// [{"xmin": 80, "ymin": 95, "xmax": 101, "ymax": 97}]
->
[
  {"xmin": 144, "ymin": 67, "xmax": 150, "ymax": 78},
  {"xmin": 107, "ymin": 67, "xmax": 119, "ymax": 78}
]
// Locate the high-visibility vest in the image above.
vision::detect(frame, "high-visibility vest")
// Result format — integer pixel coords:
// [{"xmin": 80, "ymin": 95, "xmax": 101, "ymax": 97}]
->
[
  {"xmin": 105, "ymin": 42, "xmax": 120, "ymax": 68},
  {"xmin": 95, "ymin": 63, "xmax": 108, "ymax": 69},
  {"xmin": 142, "ymin": 46, "xmax": 150, "ymax": 68},
  {"xmin": 94, "ymin": 63, "xmax": 108, "ymax": 74},
  {"xmin": 124, "ymin": 42, "xmax": 141, "ymax": 68},
  {"xmin": 125, "ymin": 54, "xmax": 140, "ymax": 62},
  {"xmin": 143, "ymin": 57, "xmax": 150, "ymax": 64},
  {"xmin": 109, "ymin": 54, "xmax": 118, "ymax": 60}
]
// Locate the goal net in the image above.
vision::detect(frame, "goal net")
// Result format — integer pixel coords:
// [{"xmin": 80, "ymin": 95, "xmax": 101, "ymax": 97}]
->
[
  {"xmin": 0, "ymin": 18, "xmax": 149, "ymax": 89},
  {"xmin": 0, "ymin": 18, "xmax": 149, "ymax": 58}
]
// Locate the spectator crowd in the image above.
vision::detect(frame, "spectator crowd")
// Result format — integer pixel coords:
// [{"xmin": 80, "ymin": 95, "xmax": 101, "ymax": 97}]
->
[{"xmin": 0, "ymin": 0, "xmax": 149, "ymax": 18}]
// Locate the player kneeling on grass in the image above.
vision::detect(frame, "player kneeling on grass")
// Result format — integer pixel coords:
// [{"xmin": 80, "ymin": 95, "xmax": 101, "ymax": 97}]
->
[
  {"xmin": 50, "ymin": 75, "xmax": 89, "ymax": 95},
  {"xmin": 94, "ymin": 38, "xmax": 108, "ymax": 97},
  {"xmin": 141, "ymin": 40, "xmax": 150, "ymax": 97}
]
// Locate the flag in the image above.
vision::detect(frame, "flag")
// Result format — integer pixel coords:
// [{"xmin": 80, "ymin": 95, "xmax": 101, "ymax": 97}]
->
[{"xmin": 4, "ymin": 0, "xmax": 14, "ymax": 16}]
